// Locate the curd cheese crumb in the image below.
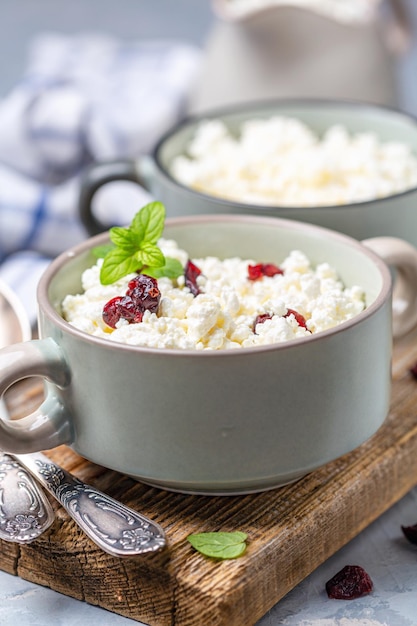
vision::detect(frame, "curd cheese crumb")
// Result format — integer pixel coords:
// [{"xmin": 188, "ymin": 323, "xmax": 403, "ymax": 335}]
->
[
  {"xmin": 61, "ymin": 238, "xmax": 366, "ymax": 351},
  {"xmin": 170, "ymin": 117, "xmax": 417, "ymax": 207}
]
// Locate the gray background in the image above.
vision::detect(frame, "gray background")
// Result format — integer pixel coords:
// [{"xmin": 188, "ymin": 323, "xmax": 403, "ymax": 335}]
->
[
  {"xmin": 0, "ymin": 0, "xmax": 213, "ymax": 95},
  {"xmin": 0, "ymin": 0, "xmax": 416, "ymax": 113}
]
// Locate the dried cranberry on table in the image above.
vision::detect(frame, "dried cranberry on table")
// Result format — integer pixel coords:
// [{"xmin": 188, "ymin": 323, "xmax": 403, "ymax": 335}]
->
[
  {"xmin": 247, "ymin": 263, "xmax": 283, "ymax": 281},
  {"xmin": 185, "ymin": 260, "xmax": 202, "ymax": 296},
  {"xmin": 401, "ymin": 523, "xmax": 417, "ymax": 545},
  {"xmin": 325, "ymin": 565, "xmax": 373, "ymax": 600},
  {"xmin": 102, "ymin": 274, "xmax": 160, "ymax": 329}
]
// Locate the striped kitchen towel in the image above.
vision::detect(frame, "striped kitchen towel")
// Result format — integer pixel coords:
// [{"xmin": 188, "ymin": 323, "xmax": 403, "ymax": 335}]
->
[{"xmin": 0, "ymin": 32, "xmax": 201, "ymax": 323}]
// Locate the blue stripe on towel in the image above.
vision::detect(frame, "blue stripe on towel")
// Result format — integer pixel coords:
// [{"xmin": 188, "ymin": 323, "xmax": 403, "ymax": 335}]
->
[{"xmin": 20, "ymin": 189, "xmax": 48, "ymax": 250}]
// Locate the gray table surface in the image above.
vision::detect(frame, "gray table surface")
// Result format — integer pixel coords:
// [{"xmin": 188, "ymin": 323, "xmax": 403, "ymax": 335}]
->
[{"xmin": 1, "ymin": 1, "xmax": 417, "ymax": 624}]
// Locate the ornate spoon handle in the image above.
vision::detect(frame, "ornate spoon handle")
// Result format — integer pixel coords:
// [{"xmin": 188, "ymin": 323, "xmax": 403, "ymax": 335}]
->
[
  {"xmin": 13, "ymin": 451, "xmax": 166, "ymax": 557},
  {"xmin": 0, "ymin": 452, "xmax": 54, "ymax": 543}
]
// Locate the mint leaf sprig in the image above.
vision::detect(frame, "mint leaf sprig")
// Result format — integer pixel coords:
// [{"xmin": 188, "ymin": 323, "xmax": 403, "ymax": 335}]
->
[
  {"xmin": 187, "ymin": 531, "xmax": 248, "ymax": 560},
  {"xmin": 93, "ymin": 201, "xmax": 183, "ymax": 285}
]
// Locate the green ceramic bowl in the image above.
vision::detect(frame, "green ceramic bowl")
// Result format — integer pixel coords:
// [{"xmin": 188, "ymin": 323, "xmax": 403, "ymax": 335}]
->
[
  {"xmin": 1, "ymin": 215, "xmax": 417, "ymax": 494},
  {"xmin": 79, "ymin": 100, "xmax": 417, "ymax": 246}
]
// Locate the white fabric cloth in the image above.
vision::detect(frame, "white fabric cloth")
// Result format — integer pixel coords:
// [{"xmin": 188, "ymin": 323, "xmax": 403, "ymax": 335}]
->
[
  {"xmin": 0, "ymin": 32, "xmax": 201, "ymax": 323},
  {"xmin": 0, "ymin": 33, "xmax": 201, "ymax": 184}
]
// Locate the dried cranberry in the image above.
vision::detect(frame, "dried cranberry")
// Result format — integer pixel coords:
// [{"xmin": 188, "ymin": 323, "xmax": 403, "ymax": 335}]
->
[
  {"xmin": 126, "ymin": 274, "xmax": 160, "ymax": 313},
  {"xmin": 284, "ymin": 308, "xmax": 308, "ymax": 329},
  {"xmin": 401, "ymin": 523, "xmax": 417, "ymax": 545},
  {"xmin": 263, "ymin": 263, "xmax": 284, "ymax": 277},
  {"xmin": 410, "ymin": 362, "xmax": 417, "ymax": 379},
  {"xmin": 253, "ymin": 313, "xmax": 273, "ymax": 332},
  {"xmin": 117, "ymin": 296, "xmax": 144, "ymax": 323},
  {"xmin": 185, "ymin": 260, "xmax": 202, "ymax": 296},
  {"xmin": 325, "ymin": 565, "xmax": 373, "ymax": 600},
  {"xmin": 102, "ymin": 274, "xmax": 160, "ymax": 328},
  {"xmin": 248, "ymin": 264, "xmax": 264, "ymax": 281},
  {"xmin": 102, "ymin": 296, "xmax": 123, "ymax": 329},
  {"xmin": 248, "ymin": 263, "xmax": 283, "ymax": 281}
]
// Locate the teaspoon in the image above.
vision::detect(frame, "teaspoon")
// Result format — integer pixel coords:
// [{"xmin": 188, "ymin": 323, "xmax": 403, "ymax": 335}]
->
[
  {"xmin": 0, "ymin": 399, "xmax": 165, "ymax": 555},
  {"xmin": 0, "ymin": 283, "xmax": 165, "ymax": 556},
  {"xmin": 0, "ymin": 283, "xmax": 54, "ymax": 543},
  {"xmin": 0, "ymin": 450, "xmax": 55, "ymax": 543},
  {"xmin": 11, "ymin": 450, "xmax": 167, "ymax": 557}
]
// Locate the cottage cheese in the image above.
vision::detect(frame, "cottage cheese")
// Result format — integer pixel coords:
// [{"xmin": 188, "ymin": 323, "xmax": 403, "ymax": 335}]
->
[
  {"xmin": 62, "ymin": 238, "xmax": 365, "ymax": 350},
  {"xmin": 170, "ymin": 117, "xmax": 417, "ymax": 207}
]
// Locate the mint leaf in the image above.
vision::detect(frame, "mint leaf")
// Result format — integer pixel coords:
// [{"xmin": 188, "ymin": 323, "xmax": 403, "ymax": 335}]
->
[
  {"xmin": 109, "ymin": 226, "xmax": 140, "ymax": 252},
  {"xmin": 138, "ymin": 242, "xmax": 165, "ymax": 268},
  {"xmin": 131, "ymin": 201, "xmax": 165, "ymax": 244},
  {"xmin": 96, "ymin": 201, "xmax": 177, "ymax": 284},
  {"xmin": 92, "ymin": 244, "xmax": 115, "ymax": 259},
  {"xmin": 100, "ymin": 248, "xmax": 140, "ymax": 285},
  {"xmin": 187, "ymin": 532, "xmax": 248, "ymax": 560},
  {"xmin": 145, "ymin": 257, "xmax": 183, "ymax": 279}
]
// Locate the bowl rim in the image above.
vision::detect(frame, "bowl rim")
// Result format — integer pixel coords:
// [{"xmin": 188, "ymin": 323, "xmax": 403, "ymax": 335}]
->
[
  {"xmin": 37, "ymin": 213, "xmax": 392, "ymax": 357},
  {"xmin": 153, "ymin": 97, "xmax": 417, "ymax": 211}
]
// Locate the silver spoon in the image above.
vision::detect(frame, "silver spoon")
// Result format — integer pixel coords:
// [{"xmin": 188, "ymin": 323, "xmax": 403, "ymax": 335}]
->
[
  {"xmin": 0, "ymin": 399, "xmax": 166, "ymax": 555},
  {"xmin": 0, "ymin": 449, "xmax": 55, "ymax": 543},
  {"xmin": 0, "ymin": 282, "xmax": 166, "ymax": 556},
  {"xmin": 11, "ymin": 450, "xmax": 166, "ymax": 557},
  {"xmin": 0, "ymin": 283, "xmax": 54, "ymax": 543}
]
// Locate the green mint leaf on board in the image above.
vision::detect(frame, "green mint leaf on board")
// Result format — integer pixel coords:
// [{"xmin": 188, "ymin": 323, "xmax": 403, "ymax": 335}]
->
[
  {"xmin": 187, "ymin": 532, "xmax": 248, "ymax": 560},
  {"xmin": 96, "ymin": 201, "xmax": 181, "ymax": 284}
]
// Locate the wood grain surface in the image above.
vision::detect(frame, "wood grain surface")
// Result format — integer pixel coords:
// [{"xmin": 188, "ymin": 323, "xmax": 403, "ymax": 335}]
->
[{"xmin": 2, "ymin": 327, "xmax": 417, "ymax": 626}]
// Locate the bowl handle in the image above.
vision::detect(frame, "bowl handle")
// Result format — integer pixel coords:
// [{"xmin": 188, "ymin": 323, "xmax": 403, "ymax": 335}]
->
[
  {"xmin": 78, "ymin": 158, "xmax": 152, "ymax": 236},
  {"xmin": 0, "ymin": 338, "xmax": 72, "ymax": 453},
  {"xmin": 362, "ymin": 236, "xmax": 417, "ymax": 338}
]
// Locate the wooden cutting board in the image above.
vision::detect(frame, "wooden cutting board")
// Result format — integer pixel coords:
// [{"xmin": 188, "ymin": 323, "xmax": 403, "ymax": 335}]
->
[{"xmin": 2, "ymin": 327, "xmax": 417, "ymax": 626}]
